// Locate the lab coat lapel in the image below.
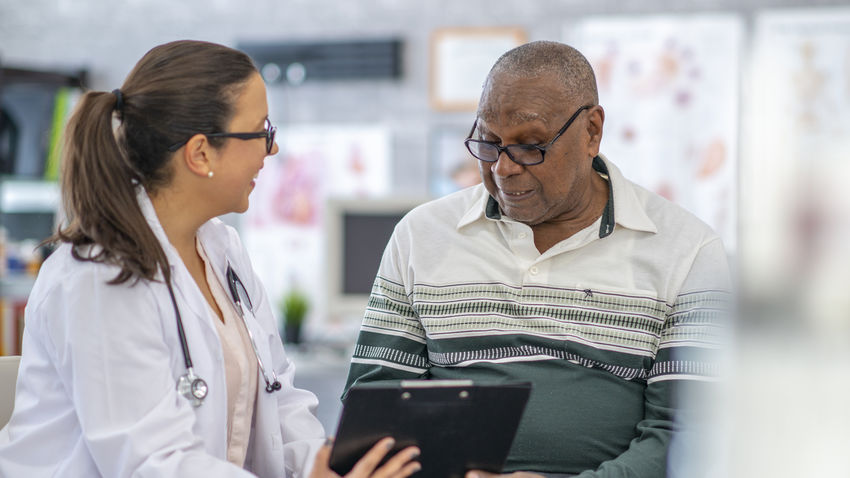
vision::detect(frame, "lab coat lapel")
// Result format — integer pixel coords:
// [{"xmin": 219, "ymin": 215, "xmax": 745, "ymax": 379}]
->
[
  {"xmin": 134, "ymin": 188, "xmax": 219, "ymax": 337},
  {"xmin": 196, "ymin": 223, "xmax": 279, "ymax": 383},
  {"xmin": 197, "ymin": 228, "xmax": 286, "ymax": 475}
]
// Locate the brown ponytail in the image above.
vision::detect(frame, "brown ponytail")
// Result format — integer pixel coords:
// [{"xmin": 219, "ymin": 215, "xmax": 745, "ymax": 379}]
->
[{"xmin": 52, "ymin": 40, "xmax": 257, "ymax": 284}]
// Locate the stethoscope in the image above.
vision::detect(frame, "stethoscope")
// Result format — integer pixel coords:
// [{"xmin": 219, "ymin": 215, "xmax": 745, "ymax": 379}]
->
[{"xmin": 168, "ymin": 262, "xmax": 282, "ymax": 408}]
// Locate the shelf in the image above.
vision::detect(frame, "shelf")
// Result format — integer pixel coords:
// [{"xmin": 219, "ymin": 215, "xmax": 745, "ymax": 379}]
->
[
  {"xmin": 0, "ymin": 274, "xmax": 36, "ymax": 300},
  {"xmin": 0, "ymin": 66, "xmax": 87, "ymax": 88},
  {"xmin": 0, "ymin": 179, "xmax": 59, "ymax": 213}
]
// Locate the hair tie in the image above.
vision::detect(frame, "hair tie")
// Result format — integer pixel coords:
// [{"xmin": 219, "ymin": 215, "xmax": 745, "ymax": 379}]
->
[{"xmin": 112, "ymin": 89, "xmax": 124, "ymax": 112}]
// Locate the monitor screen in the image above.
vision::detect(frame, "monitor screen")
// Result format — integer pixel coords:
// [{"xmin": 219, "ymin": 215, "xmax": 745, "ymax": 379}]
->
[
  {"xmin": 342, "ymin": 212, "xmax": 407, "ymax": 295},
  {"xmin": 325, "ymin": 197, "xmax": 426, "ymax": 321}
]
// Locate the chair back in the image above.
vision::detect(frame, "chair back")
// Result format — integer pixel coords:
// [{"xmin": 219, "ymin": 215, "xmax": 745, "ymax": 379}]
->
[{"xmin": 0, "ymin": 355, "xmax": 21, "ymax": 429}]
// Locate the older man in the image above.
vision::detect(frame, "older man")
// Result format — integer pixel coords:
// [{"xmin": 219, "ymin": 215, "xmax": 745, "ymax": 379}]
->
[{"xmin": 343, "ymin": 41, "xmax": 729, "ymax": 477}]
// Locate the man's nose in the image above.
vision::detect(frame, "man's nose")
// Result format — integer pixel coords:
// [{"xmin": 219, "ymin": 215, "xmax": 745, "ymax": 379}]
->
[{"xmin": 491, "ymin": 150, "xmax": 524, "ymax": 177}]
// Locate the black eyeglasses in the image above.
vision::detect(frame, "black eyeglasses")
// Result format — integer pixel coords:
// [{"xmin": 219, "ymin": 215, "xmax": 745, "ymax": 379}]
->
[
  {"xmin": 464, "ymin": 105, "xmax": 593, "ymax": 166},
  {"xmin": 167, "ymin": 118, "xmax": 277, "ymax": 154}
]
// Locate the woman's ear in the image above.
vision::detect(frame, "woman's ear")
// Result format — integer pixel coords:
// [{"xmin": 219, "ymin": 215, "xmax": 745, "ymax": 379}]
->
[
  {"xmin": 586, "ymin": 105, "xmax": 605, "ymax": 158},
  {"xmin": 181, "ymin": 133, "xmax": 213, "ymax": 178}
]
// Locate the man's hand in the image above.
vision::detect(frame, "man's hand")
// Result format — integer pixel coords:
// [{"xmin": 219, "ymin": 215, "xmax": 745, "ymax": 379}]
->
[{"xmin": 465, "ymin": 472, "xmax": 544, "ymax": 478}]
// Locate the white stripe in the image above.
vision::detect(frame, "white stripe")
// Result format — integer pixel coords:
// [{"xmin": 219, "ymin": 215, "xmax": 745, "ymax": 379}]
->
[
  {"xmin": 657, "ymin": 340, "xmax": 724, "ymax": 350},
  {"xmin": 421, "ymin": 313, "xmax": 663, "ymax": 336},
  {"xmin": 361, "ymin": 325, "xmax": 427, "ymax": 344},
  {"xmin": 647, "ymin": 373, "xmax": 720, "ymax": 384},
  {"xmin": 668, "ymin": 306, "xmax": 727, "ymax": 317},
  {"xmin": 432, "ymin": 354, "xmax": 561, "ymax": 368},
  {"xmin": 350, "ymin": 357, "xmax": 428, "ymax": 374},
  {"xmin": 664, "ymin": 323, "xmax": 725, "ymax": 331},
  {"xmin": 363, "ymin": 311, "xmax": 422, "ymax": 329}
]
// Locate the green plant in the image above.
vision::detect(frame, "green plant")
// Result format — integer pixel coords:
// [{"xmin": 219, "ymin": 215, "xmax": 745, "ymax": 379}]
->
[{"xmin": 281, "ymin": 289, "xmax": 309, "ymax": 326}]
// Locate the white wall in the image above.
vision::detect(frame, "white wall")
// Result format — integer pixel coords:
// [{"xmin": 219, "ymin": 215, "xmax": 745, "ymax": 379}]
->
[{"xmin": 2, "ymin": 0, "xmax": 846, "ymax": 196}]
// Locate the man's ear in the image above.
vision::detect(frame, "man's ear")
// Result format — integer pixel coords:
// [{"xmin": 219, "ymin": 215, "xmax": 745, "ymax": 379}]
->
[
  {"xmin": 181, "ymin": 133, "xmax": 213, "ymax": 178},
  {"xmin": 586, "ymin": 105, "xmax": 605, "ymax": 158}
]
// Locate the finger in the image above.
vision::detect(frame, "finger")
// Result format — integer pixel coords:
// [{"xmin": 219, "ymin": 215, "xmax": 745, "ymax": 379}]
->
[
  {"xmin": 390, "ymin": 459, "xmax": 423, "ymax": 478},
  {"xmin": 374, "ymin": 445, "xmax": 420, "ymax": 477},
  {"xmin": 465, "ymin": 471, "xmax": 498, "ymax": 478},
  {"xmin": 347, "ymin": 437, "xmax": 395, "ymax": 476},
  {"xmin": 309, "ymin": 444, "xmax": 340, "ymax": 478},
  {"xmin": 315, "ymin": 444, "xmax": 332, "ymax": 462},
  {"xmin": 467, "ymin": 473, "xmax": 542, "ymax": 478}
]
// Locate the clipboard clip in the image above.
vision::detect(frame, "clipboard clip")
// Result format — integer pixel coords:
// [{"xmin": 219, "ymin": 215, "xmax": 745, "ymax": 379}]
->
[{"xmin": 398, "ymin": 379, "xmax": 475, "ymax": 400}]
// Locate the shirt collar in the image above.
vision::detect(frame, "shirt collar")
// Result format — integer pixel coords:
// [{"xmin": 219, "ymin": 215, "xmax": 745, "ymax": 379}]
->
[
  {"xmin": 599, "ymin": 154, "xmax": 657, "ymax": 234},
  {"xmin": 456, "ymin": 185, "xmax": 491, "ymax": 229},
  {"xmin": 136, "ymin": 186, "xmax": 173, "ymax": 253},
  {"xmin": 134, "ymin": 186, "xmax": 177, "ymax": 281},
  {"xmin": 456, "ymin": 154, "xmax": 657, "ymax": 235},
  {"xmin": 134, "ymin": 187, "xmax": 231, "ymax": 278}
]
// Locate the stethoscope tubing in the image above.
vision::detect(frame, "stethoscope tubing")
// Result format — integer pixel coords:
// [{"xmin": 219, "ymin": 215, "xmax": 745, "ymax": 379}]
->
[
  {"xmin": 166, "ymin": 272, "xmax": 195, "ymax": 370},
  {"xmin": 228, "ymin": 269, "xmax": 282, "ymax": 393},
  {"xmin": 169, "ymin": 261, "xmax": 282, "ymax": 407}
]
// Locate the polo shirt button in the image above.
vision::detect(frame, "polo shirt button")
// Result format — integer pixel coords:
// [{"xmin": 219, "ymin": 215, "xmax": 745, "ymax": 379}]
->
[
  {"xmin": 529, "ymin": 266, "xmax": 539, "ymax": 275},
  {"xmin": 519, "ymin": 232, "xmax": 527, "ymax": 239}
]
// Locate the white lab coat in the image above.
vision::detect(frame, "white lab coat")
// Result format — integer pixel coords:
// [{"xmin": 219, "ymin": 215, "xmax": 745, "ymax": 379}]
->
[{"xmin": 0, "ymin": 190, "xmax": 325, "ymax": 477}]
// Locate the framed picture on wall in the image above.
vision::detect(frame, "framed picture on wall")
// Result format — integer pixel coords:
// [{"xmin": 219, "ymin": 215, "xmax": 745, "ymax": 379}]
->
[
  {"xmin": 430, "ymin": 27, "xmax": 527, "ymax": 111},
  {"xmin": 428, "ymin": 124, "xmax": 482, "ymax": 198}
]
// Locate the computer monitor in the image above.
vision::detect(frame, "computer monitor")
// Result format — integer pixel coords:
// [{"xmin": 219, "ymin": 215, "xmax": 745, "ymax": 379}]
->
[{"xmin": 324, "ymin": 197, "xmax": 427, "ymax": 322}]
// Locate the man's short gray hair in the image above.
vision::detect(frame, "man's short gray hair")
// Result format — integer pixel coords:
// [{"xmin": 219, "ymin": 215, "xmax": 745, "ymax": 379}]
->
[{"xmin": 483, "ymin": 40, "xmax": 599, "ymax": 107}]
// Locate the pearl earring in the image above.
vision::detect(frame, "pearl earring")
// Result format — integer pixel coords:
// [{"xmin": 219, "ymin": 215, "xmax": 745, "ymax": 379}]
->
[{"xmin": 207, "ymin": 171, "xmax": 214, "ymax": 179}]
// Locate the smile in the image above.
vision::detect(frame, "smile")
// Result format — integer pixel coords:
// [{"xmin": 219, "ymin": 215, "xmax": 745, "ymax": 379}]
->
[{"xmin": 502, "ymin": 189, "xmax": 533, "ymax": 198}]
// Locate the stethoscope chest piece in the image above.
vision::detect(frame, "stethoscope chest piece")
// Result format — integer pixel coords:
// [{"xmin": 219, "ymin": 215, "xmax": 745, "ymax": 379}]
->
[
  {"xmin": 266, "ymin": 381, "xmax": 282, "ymax": 393},
  {"xmin": 177, "ymin": 367, "xmax": 208, "ymax": 408},
  {"xmin": 168, "ymin": 261, "xmax": 281, "ymax": 409}
]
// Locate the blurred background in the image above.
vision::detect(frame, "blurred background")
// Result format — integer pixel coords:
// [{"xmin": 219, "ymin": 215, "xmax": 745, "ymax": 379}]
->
[{"xmin": 2, "ymin": 0, "xmax": 850, "ymax": 475}]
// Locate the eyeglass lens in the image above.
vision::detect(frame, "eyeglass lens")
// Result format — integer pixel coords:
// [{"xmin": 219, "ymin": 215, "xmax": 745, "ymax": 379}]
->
[
  {"xmin": 468, "ymin": 143, "xmax": 542, "ymax": 165},
  {"xmin": 265, "ymin": 123, "xmax": 276, "ymax": 154}
]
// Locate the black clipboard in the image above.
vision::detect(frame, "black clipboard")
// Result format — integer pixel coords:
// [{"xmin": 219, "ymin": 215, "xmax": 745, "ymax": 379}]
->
[{"xmin": 329, "ymin": 380, "xmax": 532, "ymax": 478}]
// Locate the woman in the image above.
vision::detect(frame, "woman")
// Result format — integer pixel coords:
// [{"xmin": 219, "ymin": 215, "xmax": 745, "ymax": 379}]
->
[{"xmin": 0, "ymin": 40, "xmax": 419, "ymax": 477}]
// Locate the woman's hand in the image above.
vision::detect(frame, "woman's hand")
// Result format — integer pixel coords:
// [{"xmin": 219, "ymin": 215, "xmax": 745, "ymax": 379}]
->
[{"xmin": 310, "ymin": 437, "xmax": 421, "ymax": 478}]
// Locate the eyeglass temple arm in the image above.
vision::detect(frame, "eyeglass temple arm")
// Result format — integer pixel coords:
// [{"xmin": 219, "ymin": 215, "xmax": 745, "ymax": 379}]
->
[{"xmin": 466, "ymin": 118, "xmax": 479, "ymax": 140}]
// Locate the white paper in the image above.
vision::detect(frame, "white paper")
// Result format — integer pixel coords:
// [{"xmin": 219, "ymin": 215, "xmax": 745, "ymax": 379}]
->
[{"xmin": 568, "ymin": 14, "xmax": 743, "ymax": 251}]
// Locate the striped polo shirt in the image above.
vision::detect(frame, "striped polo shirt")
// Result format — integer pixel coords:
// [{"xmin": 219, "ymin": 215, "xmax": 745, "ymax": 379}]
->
[{"xmin": 344, "ymin": 154, "xmax": 730, "ymax": 477}]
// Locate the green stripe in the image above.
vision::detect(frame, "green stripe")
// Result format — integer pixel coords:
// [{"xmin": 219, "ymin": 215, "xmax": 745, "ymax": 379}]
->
[{"xmin": 361, "ymin": 278, "xmax": 727, "ymax": 382}]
